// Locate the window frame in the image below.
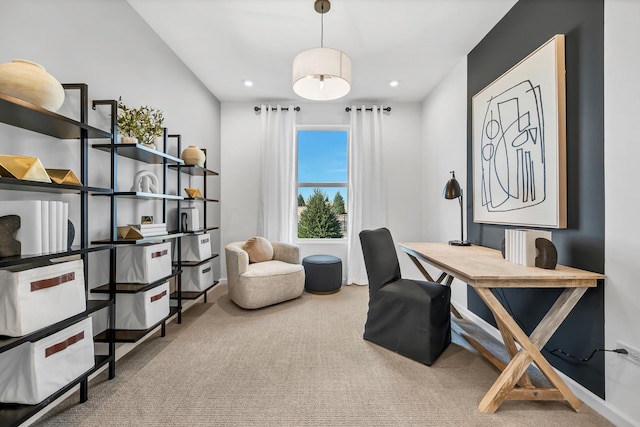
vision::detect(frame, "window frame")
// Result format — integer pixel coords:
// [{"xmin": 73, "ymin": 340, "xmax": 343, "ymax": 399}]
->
[{"xmin": 295, "ymin": 125, "xmax": 350, "ymax": 242}]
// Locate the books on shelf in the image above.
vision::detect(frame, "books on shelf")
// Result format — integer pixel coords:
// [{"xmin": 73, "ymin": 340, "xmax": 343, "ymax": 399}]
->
[
  {"xmin": 128, "ymin": 223, "xmax": 168, "ymax": 238},
  {"xmin": 136, "ymin": 223, "xmax": 166, "ymax": 230},
  {"xmin": 0, "ymin": 200, "xmax": 69, "ymax": 255},
  {"xmin": 505, "ymin": 229, "xmax": 552, "ymax": 267}
]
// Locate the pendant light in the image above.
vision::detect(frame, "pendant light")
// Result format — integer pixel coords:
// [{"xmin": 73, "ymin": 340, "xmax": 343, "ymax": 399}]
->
[{"xmin": 292, "ymin": 0, "xmax": 351, "ymax": 101}]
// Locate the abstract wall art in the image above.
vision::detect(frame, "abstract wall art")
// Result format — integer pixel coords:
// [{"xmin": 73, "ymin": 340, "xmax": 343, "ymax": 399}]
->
[{"xmin": 472, "ymin": 35, "xmax": 567, "ymax": 228}]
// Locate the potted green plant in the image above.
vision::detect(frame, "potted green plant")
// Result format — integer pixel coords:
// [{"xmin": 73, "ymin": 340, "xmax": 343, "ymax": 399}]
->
[{"xmin": 117, "ymin": 100, "xmax": 164, "ymax": 148}]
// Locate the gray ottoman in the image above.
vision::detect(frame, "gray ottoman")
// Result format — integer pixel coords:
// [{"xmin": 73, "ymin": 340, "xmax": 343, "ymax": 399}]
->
[{"xmin": 302, "ymin": 255, "xmax": 342, "ymax": 294}]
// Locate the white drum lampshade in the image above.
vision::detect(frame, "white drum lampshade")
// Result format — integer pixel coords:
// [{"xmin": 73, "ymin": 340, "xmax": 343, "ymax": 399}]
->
[{"xmin": 292, "ymin": 47, "xmax": 351, "ymax": 101}]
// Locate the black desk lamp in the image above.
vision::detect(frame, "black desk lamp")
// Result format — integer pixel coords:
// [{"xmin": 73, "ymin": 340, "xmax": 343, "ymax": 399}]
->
[{"xmin": 443, "ymin": 171, "xmax": 471, "ymax": 246}]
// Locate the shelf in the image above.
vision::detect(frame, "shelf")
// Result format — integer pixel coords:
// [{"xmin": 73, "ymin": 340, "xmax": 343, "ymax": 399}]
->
[
  {"xmin": 93, "ymin": 306, "xmax": 179, "ymax": 343},
  {"xmin": 0, "ymin": 93, "xmax": 112, "ymax": 140},
  {"xmin": 91, "ymin": 232, "xmax": 185, "ymax": 245},
  {"xmin": 168, "ymin": 164, "xmax": 218, "ymax": 176},
  {"xmin": 0, "ymin": 303, "xmax": 108, "ymax": 355},
  {"xmin": 182, "ymin": 197, "xmax": 219, "ymax": 203},
  {"xmin": 0, "ymin": 177, "xmax": 112, "ymax": 194},
  {"xmin": 92, "ymin": 143, "xmax": 183, "ymax": 164},
  {"xmin": 170, "ymin": 281, "xmax": 220, "ymax": 300},
  {"xmin": 173, "ymin": 254, "xmax": 219, "ymax": 267},
  {"xmin": 91, "ymin": 271, "xmax": 181, "ymax": 294},
  {"xmin": 169, "ymin": 227, "xmax": 219, "ymax": 235},
  {"xmin": 87, "ymin": 299, "xmax": 114, "ymax": 314},
  {"xmin": 0, "ymin": 354, "xmax": 111, "ymax": 427},
  {"xmin": 93, "ymin": 191, "xmax": 183, "ymax": 201},
  {"xmin": 115, "ymin": 192, "xmax": 182, "ymax": 200},
  {"xmin": 0, "ymin": 244, "xmax": 112, "ymax": 269}
]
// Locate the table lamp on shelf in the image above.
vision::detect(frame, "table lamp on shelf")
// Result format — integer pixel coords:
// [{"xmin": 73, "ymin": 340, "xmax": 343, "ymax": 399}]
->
[{"xmin": 443, "ymin": 170, "xmax": 471, "ymax": 246}]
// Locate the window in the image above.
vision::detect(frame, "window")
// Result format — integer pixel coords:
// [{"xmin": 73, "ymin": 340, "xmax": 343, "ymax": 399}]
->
[{"xmin": 296, "ymin": 128, "xmax": 348, "ymax": 239}]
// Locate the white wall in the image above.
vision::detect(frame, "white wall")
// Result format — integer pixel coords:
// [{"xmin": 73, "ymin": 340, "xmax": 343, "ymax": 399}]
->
[
  {"xmin": 603, "ymin": 1, "xmax": 640, "ymax": 425},
  {"xmin": 420, "ymin": 58, "xmax": 469, "ymax": 308},
  {"xmin": 0, "ymin": 0, "xmax": 221, "ymax": 326},
  {"xmin": 220, "ymin": 101, "xmax": 423, "ymax": 282}
]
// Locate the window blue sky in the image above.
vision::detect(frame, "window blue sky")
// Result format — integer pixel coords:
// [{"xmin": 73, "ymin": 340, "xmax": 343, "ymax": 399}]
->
[{"xmin": 297, "ymin": 130, "xmax": 348, "ymax": 202}]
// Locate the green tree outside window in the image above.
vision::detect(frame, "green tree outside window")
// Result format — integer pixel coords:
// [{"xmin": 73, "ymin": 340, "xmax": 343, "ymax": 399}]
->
[{"xmin": 298, "ymin": 188, "xmax": 343, "ymax": 238}]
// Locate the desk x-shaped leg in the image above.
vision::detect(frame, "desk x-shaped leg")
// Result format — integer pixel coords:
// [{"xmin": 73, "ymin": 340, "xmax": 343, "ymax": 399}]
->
[
  {"xmin": 405, "ymin": 252, "xmax": 586, "ymax": 412},
  {"xmin": 474, "ymin": 287, "xmax": 587, "ymax": 413}
]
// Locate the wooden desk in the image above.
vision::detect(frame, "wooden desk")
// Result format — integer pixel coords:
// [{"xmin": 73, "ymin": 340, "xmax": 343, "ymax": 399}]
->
[{"xmin": 399, "ymin": 242, "xmax": 604, "ymax": 413}]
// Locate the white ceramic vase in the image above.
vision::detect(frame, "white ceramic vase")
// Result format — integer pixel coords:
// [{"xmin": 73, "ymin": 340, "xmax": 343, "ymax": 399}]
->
[
  {"xmin": 181, "ymin": 146, "xmax": 206, "ymax": 167},
  {"xmin": 0, "ymin": 59, "xmax": 65, "ymax": 112}
]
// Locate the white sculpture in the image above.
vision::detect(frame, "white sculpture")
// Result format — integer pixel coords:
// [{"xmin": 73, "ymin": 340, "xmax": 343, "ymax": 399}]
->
[{"xmin": 131, "ymin": 170, "xmax": 159, "ymax": 193}]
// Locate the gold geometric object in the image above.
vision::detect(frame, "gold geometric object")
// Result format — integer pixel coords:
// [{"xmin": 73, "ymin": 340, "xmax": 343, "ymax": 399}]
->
[
  {"xmin": 184, "ymin": 188, "xmax": 203, "ymax": 199},
  {"xmin": 0, "ymin": 154, "xmax": 51, "ymax": 183},
  {"xmin": 117, "ymin": 225, "xmax": 143, "ymax": 240},
  {"xmin": 46, "ymin": 169, "xmax": 82, "ymax": 185}
]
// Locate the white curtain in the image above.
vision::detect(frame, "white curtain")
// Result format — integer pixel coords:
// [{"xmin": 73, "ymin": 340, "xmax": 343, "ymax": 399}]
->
[
  {"xmin": 347, "ymin": 105, "xmax": 387, "ymax": 285},
  {"xmin": 257, "ymin": 105, "xmax": 297, "ymax": 243}
]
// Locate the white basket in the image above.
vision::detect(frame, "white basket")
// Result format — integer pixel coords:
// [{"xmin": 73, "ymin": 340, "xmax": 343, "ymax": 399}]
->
[
  {"xmin": 115, "ymin": 282, "xmax": 170, "ymax": 330},
  {"xmin": 0, "ymin": 259, "xmax": 86, "ymax": 337},
  {"xmin": 177, "ymin": 233, "xmax": 212, "ymax": 262},
  {"xmin": 182, "ymin": 261, "xmax": 214, "ymax": 292},
  {"xmin": 116, "ymin": 242, "xmax": 172, "ymax": 284},
  {"xmin": 0, "ymin": 317, "xmax": 94, "ymax": 404}
]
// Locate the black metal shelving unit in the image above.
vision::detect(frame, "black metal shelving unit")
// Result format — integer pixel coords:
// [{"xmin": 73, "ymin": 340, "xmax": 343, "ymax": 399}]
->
[
  {"xmin": 90, "ymin": 100, "xmax": 185, "ymax": 344},
  {"xmin": 0, "ymin": 85, "xmax": 115, "ymax": 427},
  {"xmin": 168, "ymin": 141, "xmax": 221, "ymax": 310},
  {"xmin": 91, "ymin": 272, "xmax": 182, "ymax": 343}
]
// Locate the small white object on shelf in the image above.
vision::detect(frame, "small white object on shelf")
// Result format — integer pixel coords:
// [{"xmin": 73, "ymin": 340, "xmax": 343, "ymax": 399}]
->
[
  {"xmin": 129, "ymin": 223, "xmax": 168, "ymax": 238},
  {"xmin": 130, "ymin": 170, "xmax": 159, "ymax": 193},
  {"xmin": 181, "ymin": 206, "xmax": 199, "ymax": 232},
  {"xmin": 0, "ymin": 317, "xmax": 94, "ymax": 404}
]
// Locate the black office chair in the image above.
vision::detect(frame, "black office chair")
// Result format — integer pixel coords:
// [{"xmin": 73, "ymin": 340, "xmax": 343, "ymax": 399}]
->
[{"xmin": 359, "ymin": 228, "xmax": 451, "ymax": 365}]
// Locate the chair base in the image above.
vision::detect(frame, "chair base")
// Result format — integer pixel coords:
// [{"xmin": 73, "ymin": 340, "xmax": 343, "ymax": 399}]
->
[{"xmin": 364, "ymin": 279, "xmax": 451, "ymax": 365}]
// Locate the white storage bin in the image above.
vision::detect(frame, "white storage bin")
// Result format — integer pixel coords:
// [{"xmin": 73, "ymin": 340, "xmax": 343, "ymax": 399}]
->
[
  {"xmin": 0, "ymin": 317, "xmax": 94, "ymax": 404},
  {"xmin": 177, "ymin": 233, "xmax": 212, "ymax": 262},
  {"xmin": 0, "ymin": 259, "xmax": 86, "ymax": 337},
  {"xmin": 182, "ymin": 261, "xmax": 214, "ymax": 292},
  {"xmin": 116, "ymin": 242, "xmax": 172, "ymax": 284},
  {"xmin": 116, "ymin": 281, "xmax": 170, "ymax": 329}
]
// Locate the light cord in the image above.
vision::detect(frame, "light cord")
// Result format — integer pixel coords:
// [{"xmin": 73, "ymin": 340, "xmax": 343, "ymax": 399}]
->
[{"xmin": 320, "ymin": 4, "xmax": 324, "ymax": 47}]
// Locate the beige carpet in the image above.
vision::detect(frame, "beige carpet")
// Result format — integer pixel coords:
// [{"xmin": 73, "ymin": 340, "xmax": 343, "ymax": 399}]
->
[{"xmin": 34, "ymin": 285, "xmax": 611, "ymax": 426}]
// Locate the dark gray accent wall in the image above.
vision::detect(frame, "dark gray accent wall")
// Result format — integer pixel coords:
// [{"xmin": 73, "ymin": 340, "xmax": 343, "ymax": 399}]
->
[{"xmin": 466, "ymin": 0, "xmax": 605, "ymax": 397}]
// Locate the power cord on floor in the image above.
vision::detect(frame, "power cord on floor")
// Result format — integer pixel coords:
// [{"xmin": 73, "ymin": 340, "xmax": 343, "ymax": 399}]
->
[
  {"xmin": 493, "ymin": 289, "xmax": 628, "ymax": 363},
  {"xmin": 547, "ymin": 347, "xmax": 628, "ymax": 362}
]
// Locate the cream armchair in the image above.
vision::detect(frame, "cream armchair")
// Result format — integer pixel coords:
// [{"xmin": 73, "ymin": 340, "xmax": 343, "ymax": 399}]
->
[{"xmin": 225, "ymin": 240, "xmax": 305, "ymax": 309}]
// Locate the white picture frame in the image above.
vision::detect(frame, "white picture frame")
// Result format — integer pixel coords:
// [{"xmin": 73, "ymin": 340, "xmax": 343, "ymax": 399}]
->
[{"xmin": 472, "ymin": 34, "xmax": 567, "ymax": 228}]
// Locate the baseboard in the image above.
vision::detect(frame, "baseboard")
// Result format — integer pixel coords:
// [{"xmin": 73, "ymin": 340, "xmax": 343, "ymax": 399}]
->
[{"xmin": 456, "ymin": 304, "xmax": 637, "ymax": 427}]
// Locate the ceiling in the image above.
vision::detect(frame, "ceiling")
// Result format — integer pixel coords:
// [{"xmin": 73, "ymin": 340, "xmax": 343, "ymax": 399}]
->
[{"xmin": 127, "ymin": 0, "xmax": 517, "ymax": 103}]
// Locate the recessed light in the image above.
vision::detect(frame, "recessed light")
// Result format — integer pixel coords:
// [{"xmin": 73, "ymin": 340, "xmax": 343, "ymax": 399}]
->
[
  {"xmin": 242, "ymin": 79, "xmax": 253, "ymax": 87},
  {"xmin": 389, "ymin": 80, "xmax": 399, "ymax": 88}
]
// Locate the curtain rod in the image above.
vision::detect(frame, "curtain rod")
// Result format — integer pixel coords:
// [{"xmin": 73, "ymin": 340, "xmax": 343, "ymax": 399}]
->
[
  {"xmin": 254, "ymin": 106, "xmax": 301, "ymax": 112},
  {"xmin": 345, "ymin": 107, "xmax": 392, "ymax": 112}
]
